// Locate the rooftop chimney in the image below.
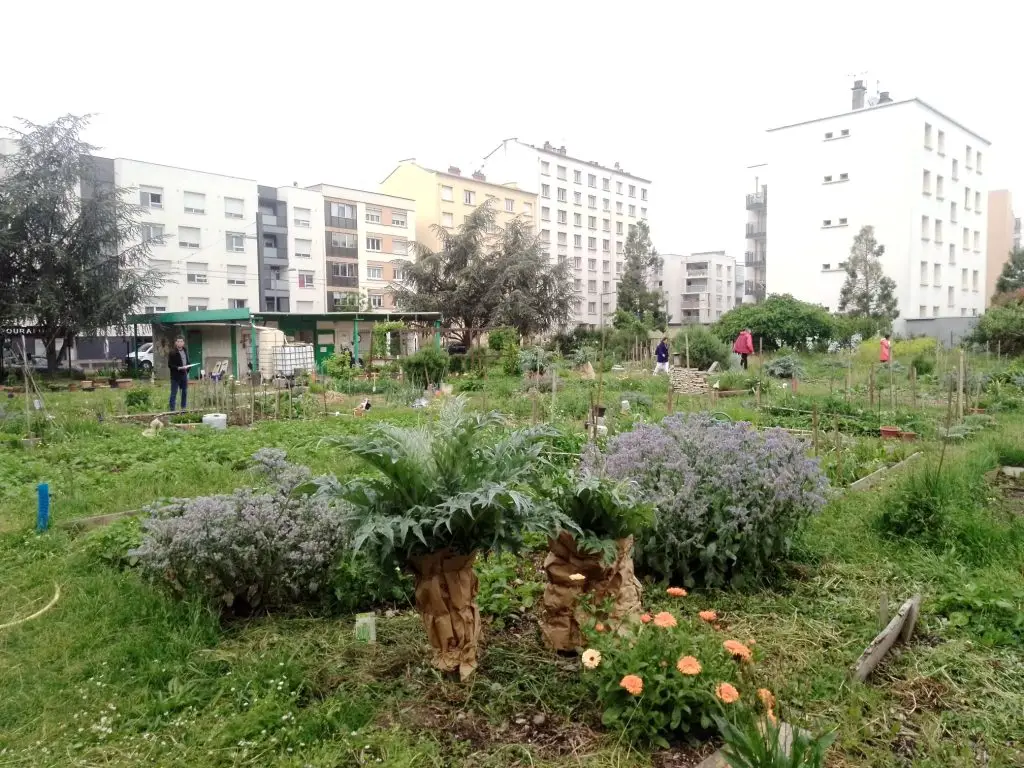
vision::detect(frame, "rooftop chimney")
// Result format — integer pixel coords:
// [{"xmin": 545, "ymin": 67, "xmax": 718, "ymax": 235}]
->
[
  {"xmin": 851, "ymin": 79, "xmax": 866, "ymax": 110},
  {"xmin": 558, "ymin": 145, "xmax": 566, "ymax": 154},
  {"xmin": 472, "ymin": 171, "xmax": 485, "ymax": 181},
  {"xmin": 543, "ymin": 141, "xmax": 552, "ymax": 150},
  {"xmin": 448, "ymin": 166, "xmax": 461, "ymax": 176},
  {"xmin": 614, "ymin": 161, "xmax": 621, "ymax": 170},
  {"xmin": 877, "ymin": 91, "xmax": 892, "ymax": 104}
]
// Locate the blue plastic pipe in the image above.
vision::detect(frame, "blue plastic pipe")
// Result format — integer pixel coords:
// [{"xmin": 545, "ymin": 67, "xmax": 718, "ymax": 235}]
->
[{"xmin": 37, "ymin": 483, "xmax": 49, "ymax": 532}]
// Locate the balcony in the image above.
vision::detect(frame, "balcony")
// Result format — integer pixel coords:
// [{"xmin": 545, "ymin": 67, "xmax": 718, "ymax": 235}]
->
[
  {"xmin": 745, "ymin": 192, "xmax": 767, "ymax": 210},
  {"xmin": 686, "ymin": 269, "xmax": 709, "ymax": 278},
  {"xmin": 262, "ymin": 247, "xmax": 288, "ymax": 263},
  {"xmin": 744, "ymin": 250, "xmax": 765, "ymax": 266},
  {"xmin": 745, "ymin": 222, "xmax": 766, "ymax": 239},
  {"xmin": 261, "ymin": 278, "xmax": 289, "ymax": 291},
  {"xmin": 327, "ymin": 216, "xmax": 358, "ymax": 230},
  {"xmin": 681, "ymin": 298, "xmax": 703, "ymax": 309},
  {"xmin": 327, "ymin": 245, "xmax": 359, "ymax": 259},
  {"xmin": 328, "ymin": 274, "xmax": 359, "ymax": 288}
]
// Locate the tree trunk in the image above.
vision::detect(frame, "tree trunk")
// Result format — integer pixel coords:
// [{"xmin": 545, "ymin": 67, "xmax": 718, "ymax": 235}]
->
[
  {"xmin": 540, "ymin": 532, "xmax": 643, "ymax": 652},
  {"xmin": 409, "ymin": 549, "xmax": 481, "ymax": 681}
]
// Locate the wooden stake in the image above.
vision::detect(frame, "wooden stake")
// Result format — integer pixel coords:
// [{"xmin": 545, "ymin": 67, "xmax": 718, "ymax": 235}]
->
[
  {"xmin": 684, "ymin": 332, "xmax": 690, "ymax": 370},
  {"xmin": 957, "ymin": 348, "xmax": 965, "ymax": 422},
  {"xmin": 869, "ymin": 365, "xmax": 876, "ymax": 408},
  {"xmin": 812, "ymin": 402, "xmax": 819, "ymax": 456},
  {"xmin": 910, "ymin": 365, "xmax": 917, "ymax": 409}
]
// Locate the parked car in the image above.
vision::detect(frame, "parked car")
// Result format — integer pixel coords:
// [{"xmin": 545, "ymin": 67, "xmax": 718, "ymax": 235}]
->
[{"xmin": 125, "ymin": 342, "xmax": 154, "ymax": 372}]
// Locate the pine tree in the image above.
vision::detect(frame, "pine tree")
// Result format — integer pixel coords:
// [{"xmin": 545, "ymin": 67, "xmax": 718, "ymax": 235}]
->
[
  {"xmin": 837, "ymin": 225, "xmax": 899, "ymax": 321},
  {"xmin": 615, "ymin": 220, "xmax": 666, "ymax": 329}
]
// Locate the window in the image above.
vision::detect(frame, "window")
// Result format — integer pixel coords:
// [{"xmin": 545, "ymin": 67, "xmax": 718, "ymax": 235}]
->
[
  {"xmin": 293, "ymin": 207, "xmax": 311, "ymax": 227},
  {"xmin": 824, "ymin": 131, "xmax": 833, "ymax": 139},
  {"xmin": 628, "ymin": 205, "xmax": 636, "ymax": 217},
  {"xmin": 966, "ymin": 146, "xmax": 973, "ymax": 169},
  {"xmin": 977, "ymin": 151, "xmax": 983, "ymax": 173},
  {"xmin": 541, "ymin": 206, "xmax": 551, "ymax": 221},
  {"xmin": 602, "ymin": 260, "xmax": 610, "ymax": 273},
  {"xmin": 921, "ymin": 215, "xmax": 930, "ymax": 239},
  {"xmin": 295, "ymin": 238, "xmax": 312, "ymax": 259},
  {"xmin": 975, "ymin": 191, "xmax": 981, "ymax": 212},
  {"xmin": 187, "ymin": 298, "xmax": 208, "ymax": 312},
  {"xmin": 924, "ymin": 123, "xmax": 933, "ymax": 149},
  {"xmin": 140, "ymin": 186, "xmax": 163, "ymax": 208},
  {"xmin": 392, "ymin": 237, "xmax": 408, "ymax": 256},
  {"xmin": 933, "ymin": 264, "xmax": 941, "ymax": 285},
  {"xmin": 587, "ymin": 302, "xmax": 596, "ymax": 314},
  {"xmin": 588, "ymin": 195, "xmax": 596, "ymax": 209},
  {"xmin": 628, "ymin": 185, "xmax": 636, "ymax": 198},
  {"xmin": 824, "ymin": 175, "xmax": 833, "ymax": 183},
  {"xmin": 949, "ymin": 243, "xmax": 956, "ymax": 265},
  {"xmin": 920, "ymin": 261, "xmax": 928, "ymax": 284},
  {"xmin": 936, "ymin": 175, "xmax": 944, "ymax": 199},
  {"xmin": 841, "ymin": 129, "xmax": 849, "ymax": 136},
  {"xmin": 442, "ymin": 212, "xmax": 454, "ymax": 227},
  {"xmin": 367, "ymin": 266, "xmax": 383, "ymax": 280},
  {"xmin": 574, "ymin": 170, "xmax": 582, "ymax": 184},
  {"xmin": 557, "ymin": 210, "xmax": 567, "ymax": 224},
  {"xmin": 599, "ymin": 177, "xmax": 608, "ymax": 192},
  {"xmin": 948, "ymin": 286, "xmax": 955, "ymax": 306},
  {"xmin": 541, "ymin": 161, "xmax": 550, "ymax": 175},
  {"xmin": 588, "ymin": 216, "xmax": 596, "ymax": 229},
  {"xmin": 184, "ymin": 261, "xmax": 208, "ymax": 284},
  {"xmin": 616, "ymin": 221, "xmax": 623, "ymax": 235},
  {"xmin": 183, "ymin": 191, "xmax": 206, "ymax": 214},
  {"xmin": 365, "ymin": 206, "xmax": 381, "ymax": 224},
  {"xmin": 603, "ymin": 280, "xmax": 610, "ymax": 292},
  {"xmin": 369, "ymin": 294, "xmax": 383, "ymax": 309},
  {"xmin": 962, "ymin": 268, "xmax": 969, "ymax": 289},
  {"xmin": 838, "ymin": 217, "xmax": 848, "ymax": 225},
  {"xmin": 568, "ymin": 212, "xmax": 579, "ymax": 227},
  {"xmin": 149, "ymin": 259, "xmax": 172, "ymax": 275},
  {"xmin": 228, "ymin": 298, "xmax": 247, "ymax": 309},
  {"xmin": 178, "ymin": 226, "xmax": 200, "ymax": 249},
  {"xmin": 933, "ymin": 306, "xmax": 939, "ymax": 317},
  {"xmin": 366, "ymin": 236, "xmax": 382, "ymax": 251},
  {"xmin": 641, "ymin": 188, "xmax": 648, "ymax": 201},
  {"xmin": 540, "ymin": 185, "xmax": 550, "ymax": 199},
  {"xmin": 839, "ymin": 173, "xmax": 849, "ymax": 181},
  {"xmin": 822, "ymin": 263, "xmax": 831, "ymax": 271},
  {"xmin": 616, "ymin": 201, "xmax": 623, "ymax": 214},
  {"xmin": 963, "ymin": 227, "xmax": 970, "ymax": 248},
  {"xmin": 616, "ymin": 242, "xmax": 623, "ymax": 254},
  {"xmin": 922, "ymin": 170, "xmax": 931, "ymax": 195},
  {"xmin": 390, "ymin": 209, "xmax": 407, "ymax": 227},
  {"xmin": 441, "ymin": 185, "xmax": 453, "ymax": 202},
  {"xmin": 574, "ymin": 278, "xmax": 582, "ymax": 290},
  {"xmin": 540, "ymin": 229, "xmax": 550, "ymax": 242},
  {"xmin": 570, "ymin": 191, "xmax": 580, "ymax": 205},
  {"xmin": 574, "ymin": 234, "xmax": 582, "ymax": 248},
  {"xmin": 919, "ymin": 305, "xmax": 927, "ymax": 317},
  {"xmin": 331, "ymin": 231, "xmax": 357, "ymax": 249},
  {"xmin": 297, "ymin": 271, "xmax": 315, "ymax": 289},
  {"xmin": 641, "ymin": 207, "xmax": 647, "ymax": 218},
  {"xmin": 951, "ymin": 201, "xmax": 957, "ymax": 223},
  {"xmin": 973, "ymin": 270, "xmax": 979, "ymax": 291},
  {"xmin": 587, "ymin": 279, "xmax": 597, "ymax": 292},
  {"xmin": 934, "ymin": 219, "xmax": 943, "ymax": 243},
  {"xmin": 588, "ymin": 174, "xmax": 596, "ymax": 188},
  {"xmin": 225, "ymin": 231, "xmax": 246, "ymax": 252},
  {"xmin": 965, "ymin": 187, "xmax": 972, "ymax": 210},
  {"xmin": 602, "ymin": 219, "xmax": 610, "ymax": 231},
  {"xmin": 464, "ymin": 190, "xmax": 476, "ymax": 205},
  {"xmin": 141, "ymin": 223, "xmax": 165, "ymax": 244},
  {"xmin": 557, "ymin": 231, "xmax": 567, "ymax": 245},
  {"xmin": 938, "ymin": 130, "xmax": 945, "ymax": 155},
  {"xmin": 224, "ymin": 197, "xmax": 244, "ymax": 219},
  {"xmin": 952, "ymin": 158, "xmax": 959, "ymax": 180},
  {"xmin": 602, "ymin": 198, "xmax": 610, "ymax": 211},
  {"xmin": 499, "ymin": 197, "xmax": 513, "ymax": 214},
  {"xmin": 974, "ymin": 230, "xmax": 981, "ymax": 251},
  {"xmin": 587, "ymin": 258, "xmax": 596, "ymax": 270},
  {"xmin": 523, "ymin": 202, "xmax": 532, "ymax": 216},
  {"xmin": 393, "ymin": 265, "xmax": 407, "ymax": 281},
  {"xmin": 557, "ymin": 187, "xmax": 567, "ymax": 202},
  {"xmin": 331, "ymin": 262, "xmax": 357, "ymax": 277},
  {"xmin": 602, "ymin": 239, "xmax": 610, "ymax": 252},
  {"xmin": 557, "ymin": 165, "xmax": 566, "ymax": 180},
  {"xmin": 588, "ymin": 237, "xmax": 596, "ymax": 250}
]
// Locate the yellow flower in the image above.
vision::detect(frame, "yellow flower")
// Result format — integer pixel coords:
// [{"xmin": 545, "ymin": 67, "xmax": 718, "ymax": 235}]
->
[
  {"xmin": 676, "ymin": 655, "xmax": 702, "ymax": 675},
  {"xmin": 581, "ymin": 649, "xmax": 602, "ymax": 669},
  {"xmin": 716, "ymin": 682, "xmax": 740, "ymax": 703},
  {"xmin": 620, "ymin": 674, "xmax": 644, "ymax": 696}
]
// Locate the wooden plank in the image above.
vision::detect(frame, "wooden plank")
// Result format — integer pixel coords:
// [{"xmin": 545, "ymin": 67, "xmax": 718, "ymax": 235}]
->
[
  {"xmin": 849, "ymin": 452, "xmax": 921, "ymax": 491},
  {"xmin": 850, "ymin": 595, "xmax": 922, "ymax": 682}
]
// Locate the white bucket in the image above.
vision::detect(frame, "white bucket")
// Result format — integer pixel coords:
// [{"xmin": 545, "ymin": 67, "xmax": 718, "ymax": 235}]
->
[{"xmin": 201, "ymin": 413, "xmax": 228, "ymax": 430}]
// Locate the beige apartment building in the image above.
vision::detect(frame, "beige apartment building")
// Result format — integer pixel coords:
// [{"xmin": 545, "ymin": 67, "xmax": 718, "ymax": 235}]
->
[
  {"xmin": 987, "ymin": 189, "xmax": 1016, "ymax": 305},
  {"xmin": 379, "ymin": 160, "xmax": 536, "ymax": 251}
]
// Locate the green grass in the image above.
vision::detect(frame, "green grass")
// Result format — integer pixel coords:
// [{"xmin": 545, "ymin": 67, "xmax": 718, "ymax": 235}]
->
[{"xmin": 2, "ymin": 369, "xmax": 1024, "ymax": 766}]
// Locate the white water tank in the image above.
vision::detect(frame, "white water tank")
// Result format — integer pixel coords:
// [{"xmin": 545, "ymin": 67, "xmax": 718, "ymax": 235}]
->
[{"xmin": 202, "ymin": 413, "xmax": 228, "ymax": 430}]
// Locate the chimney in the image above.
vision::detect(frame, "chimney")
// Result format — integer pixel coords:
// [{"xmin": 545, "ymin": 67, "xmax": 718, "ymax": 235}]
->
[
  {"xmin": 558, "ymin": 145, "xmax": 566, "ymax": 154},
  {"xmin": 614, "ymin": 161, "xmax": 621, "ymax": 170},
  {"xmin": 472, "ymin": 171, "xmax": 485, "ymax": 181},
  {"xmin": 448, "ymin": 166, "xmax": 461, "ymax": 176},
  {"xmin": 543, "ymin": 141, "xmax": 552, "ymax": 150},
  {"xmin": 878, "ymin": 91, "xmax": 892, "ymax": 104},
  {"xmin": 851, "ymin": 79, "xmax": 866, "ymax": 110}
]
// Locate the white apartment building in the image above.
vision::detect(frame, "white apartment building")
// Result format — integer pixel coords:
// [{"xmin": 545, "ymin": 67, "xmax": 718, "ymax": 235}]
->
[
  {"xmin": 658, "ymin": 252, "xmax": 740, "ymax": 326},
  {"xmin": 480, "ymin": 139, "xmax": 653, "ymax": 328},
  {"xmin": 757, "ymin": 81, "xmax": 990, "ymax": 335},
  {"xmin": 305, "ymin": 185, "xmax": 416, "ymax": 311}
]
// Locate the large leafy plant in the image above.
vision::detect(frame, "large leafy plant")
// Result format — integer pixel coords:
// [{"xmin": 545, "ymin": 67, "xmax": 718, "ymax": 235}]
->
[{"xmin": 550, "ymin": 473, "xmax": 653, "ymax": 564}]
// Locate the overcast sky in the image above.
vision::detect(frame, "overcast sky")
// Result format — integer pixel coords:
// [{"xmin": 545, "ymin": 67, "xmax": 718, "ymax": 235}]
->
[{"xmin": 3, "ymin": 0, "xmax": 1021, "ymax": 261}]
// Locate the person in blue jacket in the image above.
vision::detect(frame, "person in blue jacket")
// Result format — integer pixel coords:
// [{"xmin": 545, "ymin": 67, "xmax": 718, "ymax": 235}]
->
[{"xmin": 654, "ymin": 336, "xmax": 670, "ymax": 374}]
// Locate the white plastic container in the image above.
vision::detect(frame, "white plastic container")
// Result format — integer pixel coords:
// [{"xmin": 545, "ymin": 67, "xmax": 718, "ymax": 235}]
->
[{"xmin": 201, "ymin": 413, "xmax": 228, "ymax": 430}]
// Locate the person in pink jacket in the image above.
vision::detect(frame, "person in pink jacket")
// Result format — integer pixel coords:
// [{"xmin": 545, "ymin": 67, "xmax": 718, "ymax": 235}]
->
[{"xmin": 733, "ymin": 328, "xmax": 754, "ymax": 370}]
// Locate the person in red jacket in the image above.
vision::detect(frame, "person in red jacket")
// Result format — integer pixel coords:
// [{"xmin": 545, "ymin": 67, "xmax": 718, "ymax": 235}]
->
[
  {"xmin": 733, "ymin": 328, "xmax": 754, "ymax": 370},
  {"xmin": 880, "ymin": 333, "xmax": 891, "ymax": 364}
]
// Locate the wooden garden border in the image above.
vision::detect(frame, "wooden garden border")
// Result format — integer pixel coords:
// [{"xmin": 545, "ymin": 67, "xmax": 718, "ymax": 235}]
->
[
  {"xmin": 848, "ymin": 452, "xmax": 922, "ymax": 491},
  {"xmin": 849, "ymin": 595, "xmax": 922, "ymax": 682}
]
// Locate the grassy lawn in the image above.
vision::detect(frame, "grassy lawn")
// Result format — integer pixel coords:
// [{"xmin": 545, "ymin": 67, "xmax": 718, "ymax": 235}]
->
[{"xmin": 2, "ymin": 361, "xmax": 1023, "ymax": 767}]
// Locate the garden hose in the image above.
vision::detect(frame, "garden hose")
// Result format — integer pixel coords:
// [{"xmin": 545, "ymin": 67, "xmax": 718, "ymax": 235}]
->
[{"xmin": 0, "ymin": 583, "xmax": 61, "ymax": 630}]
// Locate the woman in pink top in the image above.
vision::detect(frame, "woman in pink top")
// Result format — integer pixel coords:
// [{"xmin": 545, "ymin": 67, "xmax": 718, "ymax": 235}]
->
[
  {"xmin": 880, "ymin": 334, "xmax": 891, "ymax": 364},
  {"xmin": 733, "ymin": 328, "xmax": 754, "ymax": 370}
]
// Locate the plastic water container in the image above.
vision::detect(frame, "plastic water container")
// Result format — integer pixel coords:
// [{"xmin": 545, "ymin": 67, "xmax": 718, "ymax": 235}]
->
[{"xmin": 201, "ymin": 413, "xmax": 228, "ymax": 430}]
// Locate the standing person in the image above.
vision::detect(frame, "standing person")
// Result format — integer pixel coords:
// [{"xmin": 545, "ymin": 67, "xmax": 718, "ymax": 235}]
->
[
  {"xmin": 733, "ymin": 328, "xmax": 754, "ymax": 370},
  {"xmin": 880, "ymin": 333, "xmax": 891, "ymax": 365},
  {"xmin": 168, "ymin": 337, "xmax": 190, "ymax": 411},
  {"xmin": 654, "ymin": 337, "xmax": 670, "ymax": 374}
]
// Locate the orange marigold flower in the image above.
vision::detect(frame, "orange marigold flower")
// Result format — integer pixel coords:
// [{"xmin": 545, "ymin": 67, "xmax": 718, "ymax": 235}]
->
[
  {"xmin": 640, "ymin": 613, "xmax": 652, "ymax": 624},
  {"xmin": 652, "ymin": 611, "xmax": 677, "ymax": 628},
  {"xmin": 594, "ymin": 622, "xmax": 605, "ymax": 633},
  {"xmin": 723, "ymin": 639, "xmax": 752, "ymax": 661},
  {"xmin": 676, "ymin": 655, "xmax": 702, "ymax": 675},
  {"xmin": 666, "ymin": 586, "xmax": 688, "ymax": 597},
  {"xmin": 620, "ymin": 674, "xmax": 644, "ymax": 696},
  {"xmin": 757, "ymin": 688, "xmax": 776, "ymax": 710},
  {"xmin": 698, "ymin": 610, "xmax": 718, "ymax": 623},
  {"xmin": 716, "ymin": 682, "xmax": 740, "ymax": 704}
]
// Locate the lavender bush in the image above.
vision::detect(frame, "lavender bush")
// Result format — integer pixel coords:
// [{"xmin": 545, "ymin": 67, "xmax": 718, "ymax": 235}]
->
[
  {"xmin": 583, "ymin": 413, "xmax": 829, "ymax": 587},
  {"xmin": 132, "ymin": 450, "xmax": 349, "ymax": 611}
]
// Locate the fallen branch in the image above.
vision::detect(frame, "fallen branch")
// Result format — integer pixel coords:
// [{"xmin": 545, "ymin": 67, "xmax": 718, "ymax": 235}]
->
[{"xmin": 850, "ymin": 594, "xmax": 921, "ymax": 682}]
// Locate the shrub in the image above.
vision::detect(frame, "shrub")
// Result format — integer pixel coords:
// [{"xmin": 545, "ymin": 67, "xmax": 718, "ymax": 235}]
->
[
  {"xmin": 448, "ymin": 353, "xmax": 467, "ymax": 375},
  {"xmin": 124, "ymin": 388, "xmax": 153, "ymax": 412},
  {"xmin": 580, "ymin": 604, "xmax": 770, "ymax": 747},
  {"xmin": 83, "ymin": 516, "xmax": 143, "ymax": 569},
  {"xmin": 584, "ymin": 414, "xmax": 829, "ymax": 587},
  {"xmin": 401, "ymin": 345, "xmax": 450, "ymax": 389},
  {"xmin": 488, "ymin": 327, "xmax": 519, "ymax": 352},
  {"xmin": 330, "ymin": 551, "xmax": 413, "ymax": 614},
  {"xmin": 501, "ymin": 341, "xmax": 522, "ymax": 376},
  {"xmin": 715, "ymin": 294, "xmax": 835, "ymax": 352},
  {"xmin": 132, "ymin": 449, "xmax": 348, "ymax": 611},
  {"xmin": 932, "ymin": 580, "xmax": 1024, "ymax": 647},
  {"xmin": 968, "ymin": 302, "xmax": 1024, "ymax": 355},
  {"xmin": 322, "ymin": 352, "xmax": 354, "ymax": 380},
  {"xmin": 671, "ymin": 326, "xmax": 730, "ymax": 371},
  {"xmin": 911, "ymin": 353, "xmax": 935, "ymax": 376},
  {"xmin": 475, "ymin": 552, "xmax": 544, "ymax": 629},
  {"xmin": 519, "ymin": 346, "xmax": 552, "ymax": 375},
  {"xmin": 764, "ymin": 354, "xmax": 803, "ymax": 379}
]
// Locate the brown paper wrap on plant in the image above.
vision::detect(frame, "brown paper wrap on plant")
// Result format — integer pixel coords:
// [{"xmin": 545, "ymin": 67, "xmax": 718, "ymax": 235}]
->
[
  {"xmin": 540, "ymin": 533, "xmax": 643, "ymax": 651},
  {"xmin": 409, "ymin": 549, "xmax": 482, "ymax": 681}
]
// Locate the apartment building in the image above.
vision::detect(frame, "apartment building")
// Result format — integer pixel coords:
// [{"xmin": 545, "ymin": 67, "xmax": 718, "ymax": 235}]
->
[
  {"xmin": 304, "ymin": 184, "xmax": 417, "ymax": 311},
  {"xmin": 254, "ymin": 184, "xmax": 328, "ymax": 314},
  {"xmin": 658, "ymin": 252, "xmax": 739, "ymax": 326},
  {"xmin": 986, "ymin": 190, "xmax": 1015, "ymax": 305},
  {"xmin": 753, "ymin": 81, "xmax": 991, "ymax": 335},
  {"xmin": 378, "ymin": 160, "xmax": 535, "ymax": 252},
  {"xmin": 479, "ymin": 140, "xmax": 652, "ymax": 328},
  {"xmin": 743, "ymin": 165, "xmax": 768, "ymax": 301}
]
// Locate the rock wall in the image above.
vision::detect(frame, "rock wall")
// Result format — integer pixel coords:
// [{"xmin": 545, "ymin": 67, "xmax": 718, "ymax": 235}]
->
[{"xmin": 669, "ymin": 367, "xmax": 710, "ymax": 395}]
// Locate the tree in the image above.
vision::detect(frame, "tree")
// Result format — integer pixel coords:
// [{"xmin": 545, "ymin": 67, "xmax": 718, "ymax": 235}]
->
[
  {"xmin": 615, "ymin": 220, "xmax": 666, "ymax": 329},
  {"xmin": 395, "ymin": 201, "xmax": 574, "ymax": 346},
  {"xmin": 837, "ymin": 225, "xmax": 899, "ymax": 322},
  {"xmin": 994, "ymin": 247, "xmax": 1024, "ymax": 296},
  {"xmin": 0, "ymin": 115, "xmax": 162, "ymax": 371},
  {"xmin": 714, "ymin": 294, "xmax": 835, "ymax": 352},
  {"xmin": 967, "ymin": 300, "xmax": 1024, "ymax": 356}
]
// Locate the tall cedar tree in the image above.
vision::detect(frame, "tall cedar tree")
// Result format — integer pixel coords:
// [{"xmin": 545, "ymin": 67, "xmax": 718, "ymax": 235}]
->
[
  {"xmin": 615, "ymin": 220, "xmax": 666, "ymax": 328},
  {"xmin": 0, "ymin": 115, "xmax": 162, "ymax": 370},
  {"xmin": 394, "ymin": 201, "xmax": 574, "ymax": 345},
  {"xmin": 837, "ymin": 225, "xmax": 899, "ymax": 321},
  {"xmin": 994, "ymin": 247, "xmax": 1024, "ymax": 296}
]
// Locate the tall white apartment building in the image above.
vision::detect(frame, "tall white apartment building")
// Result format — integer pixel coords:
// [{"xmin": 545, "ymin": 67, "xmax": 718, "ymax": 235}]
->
[
  {"xmin": 755, "ymin": 81, "xmax": 991, "ymax": 335},
  {"xmin": 658, "ymin": 252, "xmax": 740, "ymax": 326},
  {"xmin": 480, "ymin": 139, "xmax": 653, "ymax": 328}
]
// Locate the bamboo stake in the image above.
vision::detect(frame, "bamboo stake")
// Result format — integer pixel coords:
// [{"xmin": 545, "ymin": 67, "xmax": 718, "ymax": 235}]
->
[
  {"xmin": 812, "ymin": 403, "xmax": 819, "ymax": 456},
  {"xmin": 869, "ymin": 365, "xmax": 876, "ymax": 408},
  {"xmin": 910, "ymin": 365, "xmax": 917, "ymax": 409},
  {"xmin": 957, "ymin": 348, "xmax": 965, "ymax": 422},
  {"xmin": 685, "ymin": 332, "xmax": 690, "ymax": 370}
]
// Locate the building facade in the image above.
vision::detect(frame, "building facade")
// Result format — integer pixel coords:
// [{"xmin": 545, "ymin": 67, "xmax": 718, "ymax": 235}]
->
[
  {"xmin": 658, "ymin": 252, "xmax": 740, "ymax": 326},
  {"xmin": 253, "ymin": 185, "xmax": 327, "ymax": 314},
  {"xmin": 755, "ymin": 82, "xmax": 990, "ymax": 334},
  {"xmin": 479, "ymin": 139, "xmax": 652, "ymax": 328},
  {"xmin": 305, "ymin": 184, "xmax": 417, "ymax": 312},
  {"xmin": 986, "ymin": 189, "xmax": 1015, "ymax": 305}
]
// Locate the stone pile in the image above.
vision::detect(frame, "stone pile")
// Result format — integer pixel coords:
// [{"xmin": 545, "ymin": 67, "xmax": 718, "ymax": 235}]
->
[{"xmin": 669, "ymin": 367, "xmax": 710, "ymax": 395}]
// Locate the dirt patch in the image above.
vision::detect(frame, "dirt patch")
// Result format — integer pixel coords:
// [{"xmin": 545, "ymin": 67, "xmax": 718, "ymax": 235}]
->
[
  {"xmin": 651, "ymin": 743, "xmax": 719, "ymax": 767},
  {"xmin": 890, "ymin": 675, "xmax": 951, "ymax": 715}
]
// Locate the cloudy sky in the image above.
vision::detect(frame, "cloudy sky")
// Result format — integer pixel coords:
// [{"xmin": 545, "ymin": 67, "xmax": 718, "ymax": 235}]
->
[{"xmin": 3, "ymin": 0, "xmax": 1021, "ymax": 260}]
